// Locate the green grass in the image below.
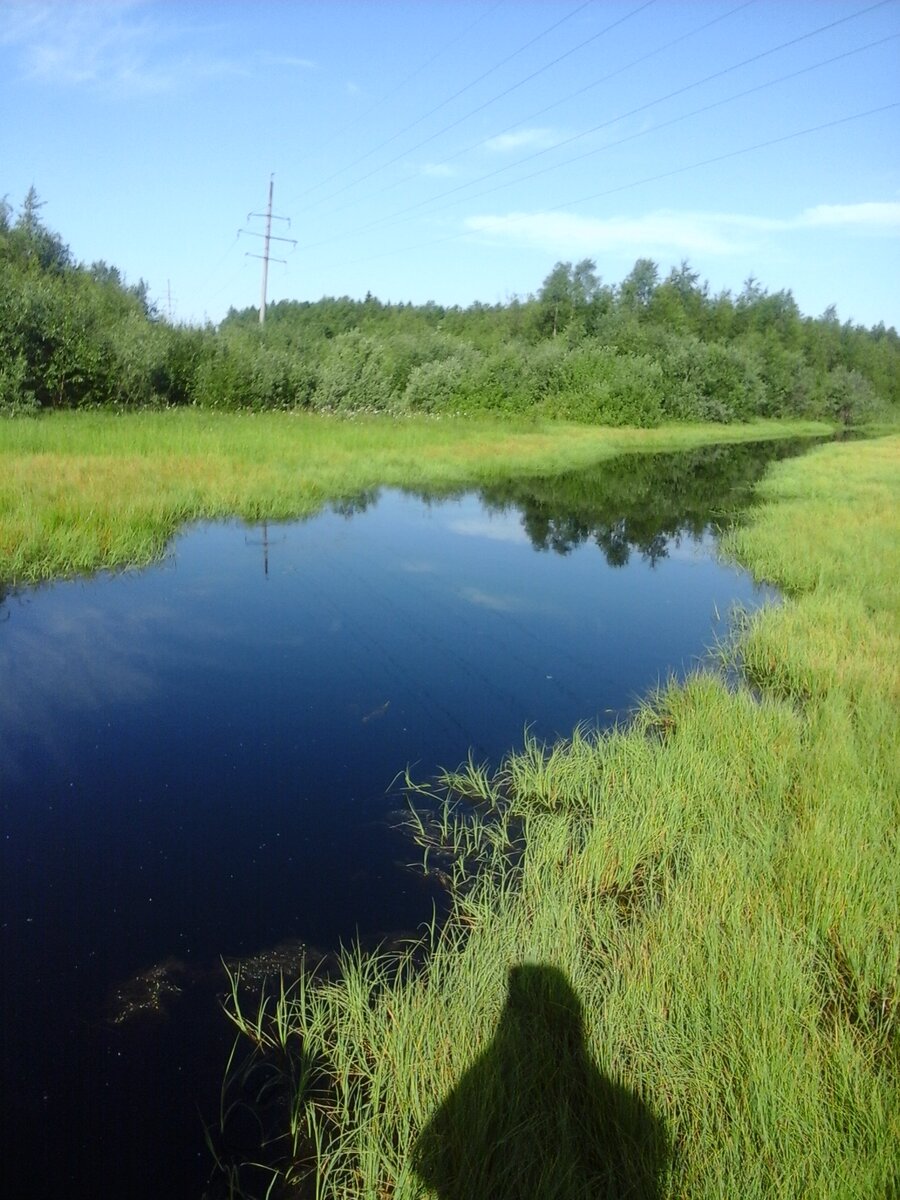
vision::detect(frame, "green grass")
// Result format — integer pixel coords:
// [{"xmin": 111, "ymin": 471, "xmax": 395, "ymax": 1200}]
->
[
  {"xmin": 0, "ymin": 410, "xmax": 829, "ymax": 584},
  {"xmin": 218, "ymin": 434, "xmax": 899, "ymax": 1199},
  {"xmin": 3, "ymin": 409, "xmax": 895, "ymax": 1193}
]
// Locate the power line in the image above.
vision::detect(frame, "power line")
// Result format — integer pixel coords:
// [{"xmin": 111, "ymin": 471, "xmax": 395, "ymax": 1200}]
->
[
  {"xmin": 401, "ymin": 31, "xmax": 900, "ymax": 227},
  {"xmin": 557, "ymin": 101, "xmax": 900, "ymax": 213},
  {"xmin": 298, "ymin": 0, "xmax": 658, "ymax": 214},
  {"xmin": 196, "ymin": 231, "xmax": 242, "ymax": 295},
  {"xmin": 397, "ymin": 0, "xmax": 896, "ymax": 219},
  {"xmin": 288, "ymin": 0, "xmax": 597, "ymax": 204},
  {"xmin": 314, "ymin": 0, "xmax": 756, "ymax": 227},
  {"xmin": 433, "ymin": 0, "xmax": 758, "ymax": 175},
  {"xmin": 295, "ymin": 0, "xmax": 887, "ymax": 224},
  {"xmin": 240, "ymin": 175, "xmax": 297, "ymax": 325},
  {"xmin": 295, "ymin": 0, "xmax": 505, "ymax": 167},
  {"xmin": 204, "ymin": 256, "xmax": 255, "ymax": 317},
  {"xmin": 323, "ymin": 101, "xmax": 899, "ymax": 275},
  {"xmin": 203, "ymin": 3, "xmax": 731, "ymax": 312},
  {"xmin": 291, "ymin": 27, "xmax": 898, "ymax": 255}
]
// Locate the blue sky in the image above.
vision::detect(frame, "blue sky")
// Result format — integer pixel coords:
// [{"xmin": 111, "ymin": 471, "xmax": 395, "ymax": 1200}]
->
[{"xmin": 2, "ymin": 0, "xmax": 898, "ymax": 327}]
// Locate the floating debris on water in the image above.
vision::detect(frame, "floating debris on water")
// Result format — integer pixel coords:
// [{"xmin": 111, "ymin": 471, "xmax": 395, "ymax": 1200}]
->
[
  {"xmin": 224, "ymin": 940, "xmax": 310, "ymax": 986},
  {"xmin": 362, "ymin": 700, "xmax": 390, "ymax": 724},
  {"xmin": 108, "ymin": 958, "xmax": 191, "ymax": 1025}
]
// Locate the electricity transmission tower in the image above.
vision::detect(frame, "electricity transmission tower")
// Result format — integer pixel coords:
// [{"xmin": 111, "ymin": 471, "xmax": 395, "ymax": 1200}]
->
[{"xmin": 240, "ymin": 175, "xmax": 296, "ymax": 325}]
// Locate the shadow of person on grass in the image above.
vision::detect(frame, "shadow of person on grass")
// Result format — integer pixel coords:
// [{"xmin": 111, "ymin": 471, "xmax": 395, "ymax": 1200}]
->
[{"xmin": 413, "ymin": 964, "xmax": 668, "ymax": 1200}]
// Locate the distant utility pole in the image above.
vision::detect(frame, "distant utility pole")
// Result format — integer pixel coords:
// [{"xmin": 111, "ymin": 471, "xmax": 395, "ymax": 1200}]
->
[{"xmin": 240, "ymin": 174, "xmax": 296, "ymax": 325}]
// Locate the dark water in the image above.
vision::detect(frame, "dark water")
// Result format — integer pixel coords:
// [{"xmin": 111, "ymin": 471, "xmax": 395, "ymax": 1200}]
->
[{"xmin": 0, "ymin": 440, "xmax": 805, "ymax": 1199}]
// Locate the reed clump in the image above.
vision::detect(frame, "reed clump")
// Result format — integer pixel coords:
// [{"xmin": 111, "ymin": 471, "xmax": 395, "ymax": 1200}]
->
[{"xmin": 219, "ymin": 435, "xmax": 899, "ymax": 1197}]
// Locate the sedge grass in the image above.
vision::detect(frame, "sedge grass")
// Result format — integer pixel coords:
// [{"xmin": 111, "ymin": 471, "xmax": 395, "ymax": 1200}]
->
[
  {"xmin": 219, "ymin": 434, "xmax": 899, "ymax": 1198},
  {"xmin": 0, "ymin": 410, "xmax": 829, "ymax": 584}
]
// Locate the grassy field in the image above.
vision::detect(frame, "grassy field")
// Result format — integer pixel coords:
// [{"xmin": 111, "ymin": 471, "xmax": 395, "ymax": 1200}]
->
[
  {"xmin": 219, "ymin": 434, "xmax": 899, "ymax": 1199},
  {"xmin": 3, "ymin": 411, "xmax": 896, "ymax": 1195},
  {"xmin": 0, "ymin": 410, "xmax": 830, "ymax": 584}
]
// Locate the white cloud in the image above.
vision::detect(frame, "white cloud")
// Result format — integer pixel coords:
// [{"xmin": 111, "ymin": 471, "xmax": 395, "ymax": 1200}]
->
[
  {"xmin": 447, "ymin": 516, "xmax": 528, "ymax": 544},
  {"xmin": 0, "ymin": 1, "xmax": 257, "ymax": 94},
  {"xmin": 458, "ymin": 587, "xmax": 525, "ymax": 613},
  {"xmin": 421, "ymin": 162, "xmax": 457, "ymax": 178},
  {"xmin": 2, "ymin": 2, "xmax": 172, "ymax": 91},
  {"xmin": 263, "ymin": 54, "xmax": 316, "ymax": 70},
  {"xmin": 464, "ymin": 211, "xmax": 740, "ymax": 256},
  {"xmin": 463, "ymin": 202, "xmax": 900, "ymax": 257},
  {"xmin": 0, "ymin": 1, "xmax": 84, "ymax": 48},
  {"xmin": 398, "ymin": 560, "xmax": 439, "ymax": 574},
  {"xmin": 797, "ymin": 202, "xmax": 900, "ymax": 230},
  {"xmin": 483, "ymin": 127, "xmax": 563, "ymax": 153}
]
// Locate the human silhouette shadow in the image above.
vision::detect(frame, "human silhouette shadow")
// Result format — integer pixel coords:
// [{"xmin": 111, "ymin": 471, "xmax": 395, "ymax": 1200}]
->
[{"xmin": 413, "ymin": 964, "xmax": 668, "ymax": 1200}]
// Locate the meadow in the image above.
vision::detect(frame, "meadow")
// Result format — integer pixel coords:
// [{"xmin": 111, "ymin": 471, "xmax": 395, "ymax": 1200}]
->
[
  {"xmin": 0, "ymin": 410, "xmax": 829, "ymax": 584},
  {"xmin": 4, "ymin": 193, "xmax": 899, "ymax": 1200},
  {"xmin": 2, "ymin": 411, "xmax": 897, "ymax": 1196},
  {"xmin": 216, "ymin": 432, "xmax": 899, "ymax": 1199}
]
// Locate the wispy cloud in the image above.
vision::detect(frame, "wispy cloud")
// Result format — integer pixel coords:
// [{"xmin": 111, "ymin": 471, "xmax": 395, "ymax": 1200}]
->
[
  {"xmin": 464, "ymin": 210, "xmax": 740, "ymax": 256},
  {"xmin": 262, "ymin": 53, "xmax": 317, "ymax": 71},
  {"xmin": 0, "ymin": 1, "xmax": 291, "ymax": 94},
  {"xmin": 463, "ymin": 203, "xmax": 900, "ymax": 257},
  {"xmin": 421, "ymin": 162, "xmax": 457, "ymax": 179},
  {"xmin": 0, "ymin": 2, "xmax": 55, "ymax": 49},
  {"xmin": 458, "ymin": 587, "xmax": 526, "ymax": 613},
  {"xmin": 447, "ymin": 516, "xmax": 528, "ymax": 544},
  {"xmin": 2, "ymin": 1, "xmax": 167, "ymax": 91},
  {"xmin": 797, "ymin": 202, "xmax": 900, "ymax": 230},
  {"xmin": 398, "ymin": 559, "xmax": 439, "ymax": 574},
  {"xmin": 483, "ymin": 127, "xmax": 564, "ymax": 153}
]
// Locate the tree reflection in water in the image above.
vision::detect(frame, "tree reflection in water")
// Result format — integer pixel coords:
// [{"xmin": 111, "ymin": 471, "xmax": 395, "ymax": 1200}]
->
[{"xmin": 470, "ymin": 438, "xmax": 816, "ymax": 566}]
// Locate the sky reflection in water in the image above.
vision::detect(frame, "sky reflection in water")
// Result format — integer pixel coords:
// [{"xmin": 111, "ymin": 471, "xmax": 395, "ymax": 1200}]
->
[{"xmin": 0, "ymin": 440, "xmax": 804, "ymax": 1199}]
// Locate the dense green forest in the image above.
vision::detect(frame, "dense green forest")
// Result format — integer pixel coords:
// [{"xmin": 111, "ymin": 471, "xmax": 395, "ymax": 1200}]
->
[{"xmin": 2, "ymin": 189, "xmax": 898, "ymax": 424}]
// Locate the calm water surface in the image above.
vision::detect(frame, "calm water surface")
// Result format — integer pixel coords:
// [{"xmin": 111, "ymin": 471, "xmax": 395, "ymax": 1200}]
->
[{"xmin": 0, "ymin": 441, "xmax": 805, "ymax": 1199}]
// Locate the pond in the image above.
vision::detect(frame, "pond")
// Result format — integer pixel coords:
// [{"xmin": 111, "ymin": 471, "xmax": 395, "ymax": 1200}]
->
[{"xmin": 0, "ymin": 439, "xmax": 806, "ymax": 1199}]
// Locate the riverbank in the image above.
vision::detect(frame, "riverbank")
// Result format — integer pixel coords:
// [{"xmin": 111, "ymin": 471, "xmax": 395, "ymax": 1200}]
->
[
  {"xmin": 0, "ymin": 411, "xmax": 830, "ymax": 584},
  {"xmin": 222, "ymin": 434, "xmax": 899, "ymax": 1198}
]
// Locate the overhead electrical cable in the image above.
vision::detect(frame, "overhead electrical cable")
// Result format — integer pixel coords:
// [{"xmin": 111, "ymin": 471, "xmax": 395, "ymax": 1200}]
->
[
  {"xmin": 325, "ymin": 101, "xmax": 899, "ymax": 272},
  {"xmin": 291, "ymin": 28, "xmax": 898, "ymax": 254},
  {"xmin": 550, "ymin": 100, "xmax": 900, "ymax": 214},
  {"xmin": 314, "ymin": 0, "xmax": 758, "ymax": 223},
  {"xmin": 298, "ymin": 0, "xmax": 658, "ymax": 213},
  {"xmin": 295, "ymin": 0, "xmax": 889, "ymax": 244},
  {"xmin": 295, "ymin": 0, "xmax": 885, "ymax": 224},
  {"xmin": 391, "ymin": 31, "xmax": 900, "ymax": 227},
  {"xmin": 374, "ymin": 0, "xmax": 896, "ymax": 221},
  {"xmin": 302, "ymin": 1, "xmax": 505, "ymax": 157},
  {"xmin": 433, "ymin": 0, "xmax": 757, "ymax": 173},
  {"xmin": 195, "ymin": 232, "xmax": 242, "ymax": 295},
  {"xmin": 288, "ymin": 0, "xmax": 597, "ymax": 202}
]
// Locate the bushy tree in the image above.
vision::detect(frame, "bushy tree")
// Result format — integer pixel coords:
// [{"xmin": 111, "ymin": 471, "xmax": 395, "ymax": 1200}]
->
[
  {"xmin": 537, "ymin": 259, "xmax": 607, "ymax": 338},
  {"xmin": 2, "ymin": 191, "xmax": 897, "ymax": 424},
  {"xmin": 619, "ymin": 257, "xmax": 659, "ymax": 313}
]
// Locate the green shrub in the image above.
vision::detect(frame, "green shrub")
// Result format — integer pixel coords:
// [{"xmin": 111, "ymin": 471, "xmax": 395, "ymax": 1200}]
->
[
  {"xmin": 815, "ymin": 365, "xmax": 883, "ymax": 425},
  {"xmin": 315, "ymin": 331, "xmax": 394, "ymax": 411},
  {"xmin": 0, "ymin": 352, "xmax": 38, "ymax": 415},
  {"xmin": 658, "ymin": 335, "xmax": 766, "ymax": 422},
  {"xmin": 402, "ymin": 345, "xmax": 486, "ymax": 413},
  {"xmin": 381, "ymin": 331, "xmax": 461, "ymax": 396},
  {"xmin": 192, "ymin": 336, "xmax": 312, "ymax": 410},
  {"xmin": 541, "ymin": 344, "xmax": 666, "ymax": 426}
]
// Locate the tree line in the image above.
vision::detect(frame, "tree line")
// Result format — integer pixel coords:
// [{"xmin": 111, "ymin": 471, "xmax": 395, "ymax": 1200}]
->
[{"xmin": 2, "ymin": 189, "xmax": 897, "ymax": 425}]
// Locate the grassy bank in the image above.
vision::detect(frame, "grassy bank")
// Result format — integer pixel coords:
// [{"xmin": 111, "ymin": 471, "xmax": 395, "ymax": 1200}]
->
[
  {"xmin": 0, "ymin": 411, "xmax": 830, "ymax": 584},
  {"xmin": 221, "ymin": 435, "xmax": 899, "ymax": 1198}
]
